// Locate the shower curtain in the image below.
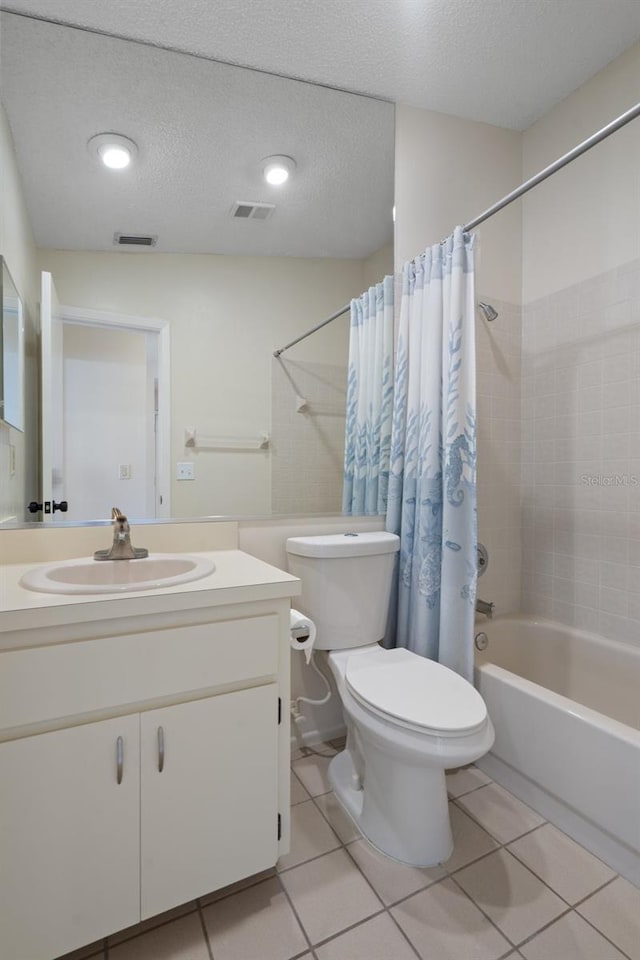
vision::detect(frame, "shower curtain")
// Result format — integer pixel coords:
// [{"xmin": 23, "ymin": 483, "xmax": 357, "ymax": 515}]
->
[
  {"xmin": 386, "ymin": 227, "xmax": 478, "ymax": 681},
  {"xmin": 342, "ymin": 275, "xmax": 394, "ymax": 515}
]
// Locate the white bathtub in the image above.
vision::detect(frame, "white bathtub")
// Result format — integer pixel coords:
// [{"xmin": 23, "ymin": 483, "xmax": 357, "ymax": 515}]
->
[{"xmin": 475, "ymin": 616, "xmax": 640, "ymax": 886}]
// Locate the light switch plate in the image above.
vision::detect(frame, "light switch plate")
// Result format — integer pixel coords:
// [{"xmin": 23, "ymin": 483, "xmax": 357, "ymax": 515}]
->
[
  {"xmin": 176, "ymin": 461, "xmax": 195, "ymax": 480},
  {"xmin": 118, "ymin": 464, "xmax": 132, "ymax": 480}
]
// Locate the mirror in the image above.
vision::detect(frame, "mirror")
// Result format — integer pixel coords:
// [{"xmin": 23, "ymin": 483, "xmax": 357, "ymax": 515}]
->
[
  {"xmin": 0, "ymin": 257, "xmax": 24, "ymax": 432},
  {"xmin": 0, "ymin": 12, "xmax": 394, "ymax": 524}
]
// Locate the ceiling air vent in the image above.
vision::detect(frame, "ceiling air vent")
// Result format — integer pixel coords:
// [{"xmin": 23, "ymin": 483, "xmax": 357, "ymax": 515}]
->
[
  {"xmin": 113, "ymin": 232, "xmax": 158, "ymax": 247},
  {"xmin": 231, "ymin": 201, "xmax": 275, "ymax": 221}
]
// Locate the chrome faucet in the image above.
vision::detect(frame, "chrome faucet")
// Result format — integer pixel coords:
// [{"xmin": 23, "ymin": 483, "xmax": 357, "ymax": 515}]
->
[
  {"xmin": 94, "ymin": 507, "xmax": 149, "ymax": 561},
  {"xmin": 475, "ymin": 598, "xmax": 494, "ymax": 619}
]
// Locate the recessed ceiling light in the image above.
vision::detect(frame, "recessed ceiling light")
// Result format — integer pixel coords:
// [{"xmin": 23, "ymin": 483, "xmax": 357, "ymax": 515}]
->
[
  {"xmin": 262, "ymin": 155, "xmax": 296, "ymax": 186},
  {"xmin": 88, "ymin": 133, "xmax": 138, "ymax": 170}
]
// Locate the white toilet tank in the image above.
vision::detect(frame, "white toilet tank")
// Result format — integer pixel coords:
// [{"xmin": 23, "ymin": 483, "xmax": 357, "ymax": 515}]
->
[{"xmin": 285, "ymin": 532, "xmax": 400, "ymax": 649}]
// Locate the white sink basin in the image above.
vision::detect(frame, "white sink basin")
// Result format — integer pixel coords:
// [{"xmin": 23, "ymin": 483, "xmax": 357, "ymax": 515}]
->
[{"xmin": 20, "ymin": 554, "xmax": 216, "ymax": 595}]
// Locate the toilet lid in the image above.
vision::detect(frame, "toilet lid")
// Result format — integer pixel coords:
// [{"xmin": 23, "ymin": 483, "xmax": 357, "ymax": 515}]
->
[{"xmin": 345, "ymin": 647, "xmax": 487, "ymax": 735}]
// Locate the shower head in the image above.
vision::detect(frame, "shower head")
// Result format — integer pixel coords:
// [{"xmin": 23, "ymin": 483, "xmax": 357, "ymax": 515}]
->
[{"xmin": 478, "ymin": 301, "xmax": 498, "ymax": 322}]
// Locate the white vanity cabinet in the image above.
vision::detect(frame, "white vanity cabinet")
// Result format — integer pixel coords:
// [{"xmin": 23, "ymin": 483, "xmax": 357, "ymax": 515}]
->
[
  {"xmin": 140, "ymin": 683, "xmax": 279, "ymax": 918},
  {"xmin": 0, "ymin": 553, "xmax": 298, "ymax": 960},
  {"xmin": 0, "ymin": 714, "xmax": 142, "ymax": 958}
]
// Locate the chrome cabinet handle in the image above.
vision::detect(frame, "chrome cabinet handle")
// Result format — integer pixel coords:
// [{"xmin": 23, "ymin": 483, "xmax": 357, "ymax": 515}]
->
[
  {"xmin": 158, "ymin": 726, "xmax": 165, "ymax": 773},
  {"xmin": 116, "ymin": 736, "xmax": 124, "ymax": 784}
]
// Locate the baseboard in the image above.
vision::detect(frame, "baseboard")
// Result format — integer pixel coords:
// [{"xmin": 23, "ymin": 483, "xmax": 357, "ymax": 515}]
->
[
  {"xmin": 290, "ymin": 721, "xmax": 346, "ymax": 749},
  {"xmin": 478, "ymin": 753, "xmax": 640, "ymax": 888}
]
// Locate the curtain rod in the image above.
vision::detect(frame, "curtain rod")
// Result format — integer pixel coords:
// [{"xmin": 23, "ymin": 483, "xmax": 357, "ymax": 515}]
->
[
  {"xmin": 273, "ymin": 303, "xmax": 350, "ymax": 358},
  {"xmin": 464, "ymin": 100, "xmax": 640, "ymax": 232},
  {"xmin": 274, "ymin": 100, "xmax": 640, "ymax": 359}
]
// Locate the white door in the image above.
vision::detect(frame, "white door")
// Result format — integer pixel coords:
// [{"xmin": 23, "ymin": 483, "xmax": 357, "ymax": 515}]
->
[
  {"xmin": 140, "ymin": 685, "xmax": 279, "ymax": 918},
  {"xmin": 0, "ymin": 715, "xmax": 140, "ymax": 960},
  {"xmin": 39, "ymin": 284, "xmax": 170, "ymax": 522},
  {"xmin": 39, "ymin": 271, "xmax": 67, "ymax": 519}
]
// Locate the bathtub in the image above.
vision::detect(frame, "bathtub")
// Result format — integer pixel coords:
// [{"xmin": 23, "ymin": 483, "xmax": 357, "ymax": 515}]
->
[{"xmin": 474, "ymin": 616, "xmax": 640, "ymax": 886}]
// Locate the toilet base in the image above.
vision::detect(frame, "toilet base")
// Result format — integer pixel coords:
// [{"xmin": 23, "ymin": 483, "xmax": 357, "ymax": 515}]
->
[{"xmin": 329, "ymin": 747, "xmax": 454, "ymax": 867}]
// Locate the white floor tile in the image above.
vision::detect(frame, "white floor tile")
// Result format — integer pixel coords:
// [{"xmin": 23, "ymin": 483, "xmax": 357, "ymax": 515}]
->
[
  {"xmin": 291, "ymin": 770, "xmax": 310, "ymax": 805},
  {"xmin": 347, "ymin": 836, "xmax": 445, "ymax": 906},
  {"xmin": 315, "ymin": 912, "xmax": 418, "ymax": 960},
  {"xmin": 520, "ymin": 911, "xmax": 627, "ymax": 960},
  {"xmin": 108, "ymin": 913, "xmax": 209, "ymax": 960},
  {"xmin": 280, "ymin": 848, "xmax": 382, "ymax": 944},
  {"xmin": 457, "ymin": 783, "xmax": 545, "ymax": 844},
  {"xmin": 507, "ymin": 823, "xmax": 616, "ymax": 904},
  {"xmin": 202, "ymin": 876, "xmax": 308, "ymax": 960},
  {"xmin": 391, "ymin": 878, "xmax": 511, "ymax": 960},
  {"xmin": 314, "ymin": 791, "xmax": 361, "ymax": 843},
  {"xmin": 277, "ymin": 798, "xmax": 341, "ymax": 870},
  {"xmin": 446, "ymin": 765, "xmax": 492, "ymax": 798},
  {"xmin": 577, "ymin": 877, "xmax": 640, "ymax": 960},
  {"xmin": 444, "ymin": 803, "xmax": 500, "ymax": 872},
  {"xmin": 454, "ymin": 849, "xmax": 567, "ymax": 945},
  {"xmin": 292, "ymin": 753, "xmax": 334, "ymax": 797}
]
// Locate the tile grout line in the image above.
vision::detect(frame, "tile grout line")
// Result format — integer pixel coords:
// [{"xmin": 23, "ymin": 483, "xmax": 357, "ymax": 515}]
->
[
  {"xmin": 339, "ymin": 841, "xmax": 423, "ymax": 960},
  {"xmin": 571, "ymin": 877, "xmax": 635, "ymax": 960},
  {"xmin": 196, "ymin": 901, "xmax": 215, "ymax": 960},
  {"xmin": 274, "ymin": 868, "xmax": 319, "ymax": 957},
  {"xmin": 292, "ymin": 750, "xmax": 634, "ymax": 958}
]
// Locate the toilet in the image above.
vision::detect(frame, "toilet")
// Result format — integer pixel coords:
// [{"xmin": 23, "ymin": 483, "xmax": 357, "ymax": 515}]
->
[{"xmin": 286, "ymin": 531, "xmax": 494, "ymax": 867}]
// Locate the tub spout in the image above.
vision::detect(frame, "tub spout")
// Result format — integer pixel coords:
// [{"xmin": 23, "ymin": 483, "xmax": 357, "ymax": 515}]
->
[{"xmin": 476, "ymin": 598, "xmax": 494, "ymax": 619}]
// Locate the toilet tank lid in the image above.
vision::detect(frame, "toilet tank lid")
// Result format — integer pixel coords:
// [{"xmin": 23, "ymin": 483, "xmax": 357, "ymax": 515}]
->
[{"xmin": 286, "ymin": 532, "xmax": 400, "ymax": 558}]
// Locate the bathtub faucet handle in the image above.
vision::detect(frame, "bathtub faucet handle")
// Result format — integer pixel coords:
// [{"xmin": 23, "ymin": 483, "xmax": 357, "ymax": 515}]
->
[{"xmin": 476, "ymin": 598, "xmax": 494, "ymax": 619}]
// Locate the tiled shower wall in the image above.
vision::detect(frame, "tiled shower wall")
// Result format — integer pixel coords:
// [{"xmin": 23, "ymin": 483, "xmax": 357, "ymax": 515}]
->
[
  {"xmin": 521, "ymin": 258, "xmax": 640, "ymax": 647},
  {"xmin": 476, "ymin": 298, "xmax": 523, "ymax": 615},
  {"xmin": 271, "ymin": 358, "xmax": 347, "ymax": 515}
]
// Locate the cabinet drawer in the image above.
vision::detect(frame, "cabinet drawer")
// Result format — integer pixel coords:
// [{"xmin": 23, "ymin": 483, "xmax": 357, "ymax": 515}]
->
[{"xmin": 0, "ymin": 615, "xmax": 279, "ymax": 731}]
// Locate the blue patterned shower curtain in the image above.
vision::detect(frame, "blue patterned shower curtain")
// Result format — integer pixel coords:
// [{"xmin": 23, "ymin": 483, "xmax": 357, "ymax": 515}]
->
[
  {"xmin": 342, "ymin": 275, "xmax": 394, "ymax": 515},
  {"xmin": 386, "ymin": 227, "xmax": 478, "ymax": 681}
]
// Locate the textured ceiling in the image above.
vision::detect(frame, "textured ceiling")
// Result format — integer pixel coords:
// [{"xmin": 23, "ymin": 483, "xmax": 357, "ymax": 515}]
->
[
  {"xmin": 2, "ymin": 1, "xmax": 639, "ymax": 258},
  {"xmin": 3, "ymin": 0, "xmax": 640, "ymax": 130},
  {"xmin": 0, "ymin": 14, "xmax": 394, "ymax": 257}
]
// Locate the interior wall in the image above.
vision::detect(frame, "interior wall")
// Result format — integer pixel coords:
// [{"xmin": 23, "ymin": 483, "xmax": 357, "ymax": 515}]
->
[
  {"xmin": 0, "ymin": 101, "xmax": 38, "ymax": 522},
  {"xmin": 521, "ymin": 42, "xmax": 640, "ymax": 645},
  {"xmin": 37, "ymin": 249, "xmax": 380, "ymax": 518},
  {"xmin": 394, "ymin": 104, "xmax": 524, "ymax": 615},
  {"xmin": 523, "ymin": 41, "xmax": 640, "ymax": 302}
]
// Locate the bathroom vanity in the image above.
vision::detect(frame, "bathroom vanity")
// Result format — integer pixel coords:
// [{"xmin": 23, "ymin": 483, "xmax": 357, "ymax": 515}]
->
[{"xmin": 0, "ymin": 549, "xmax": 299, "ymax": 960}]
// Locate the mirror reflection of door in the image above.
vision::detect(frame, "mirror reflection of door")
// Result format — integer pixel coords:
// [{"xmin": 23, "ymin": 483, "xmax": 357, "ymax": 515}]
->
[{"xmin": 40, "ymin": 272, "xmax": 169, "ymax": 522}]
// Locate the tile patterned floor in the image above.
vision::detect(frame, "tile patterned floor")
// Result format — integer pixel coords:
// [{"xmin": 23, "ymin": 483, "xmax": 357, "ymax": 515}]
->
[{"xmin": 56, "ymin": 739, "xmax": 640, "ymax": 960}]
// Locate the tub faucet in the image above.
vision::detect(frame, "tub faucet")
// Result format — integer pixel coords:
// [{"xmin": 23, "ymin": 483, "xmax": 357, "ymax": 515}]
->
[
  {"xmin": 94, "ymin": 507, "xmax": 149, "ymax": 561},
  {"xmin": 476, "ymin": 598, "xmax": 494, "ymax": 619}
]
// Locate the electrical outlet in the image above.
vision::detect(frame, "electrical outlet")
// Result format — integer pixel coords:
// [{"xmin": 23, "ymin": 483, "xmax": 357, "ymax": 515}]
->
[
  {"xmin": 176, "ymin": 461, "xmax": 195, "ymax": 480},
  {"xmin": 118, "ymin": 464, "xmax": 132, "ymax": 480}
]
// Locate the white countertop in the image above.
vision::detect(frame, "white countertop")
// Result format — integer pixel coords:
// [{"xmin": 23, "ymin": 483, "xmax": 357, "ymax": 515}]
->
[{"xmin": 0, "ymin": 550, "xmax": 300, "ymax": 635}]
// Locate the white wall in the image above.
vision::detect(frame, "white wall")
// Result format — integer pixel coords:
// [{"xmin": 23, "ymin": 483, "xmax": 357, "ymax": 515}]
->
[
  {"xmin": 523, "ymin": 41, "xmax": 640, "ymax": 303},
  {"xmin": 37, "ymin": 249, "xmax": 381, "ymax": 518},
  {"xmin": 0, "ymin": 102, "xmax": 38, "ymax": 522},
  {"xmin": 394, "ymin": 103, "xmax": 524, "ymax": 615},
  {"xmin": 394, "ymin": 104, "xmax": 522, "ymax": 303},
  {"xmin": 521, "ymin": 42, "xmax": 640, "ymax": 644}
]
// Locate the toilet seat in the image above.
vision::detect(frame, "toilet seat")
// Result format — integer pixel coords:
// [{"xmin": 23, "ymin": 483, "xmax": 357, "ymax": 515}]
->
[{"xmin": 345, "ymin": 647, "xmax": 487, "ymax": 737}]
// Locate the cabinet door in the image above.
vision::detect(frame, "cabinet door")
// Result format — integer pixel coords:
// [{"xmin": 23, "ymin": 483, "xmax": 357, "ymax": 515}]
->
[
  {"xmin": 141, "ymin": 684, "xmax": 279, "ymax": 918},
  {"xmin": 0, "ymin": 715, "xmax": 140, "ymax": 960}
]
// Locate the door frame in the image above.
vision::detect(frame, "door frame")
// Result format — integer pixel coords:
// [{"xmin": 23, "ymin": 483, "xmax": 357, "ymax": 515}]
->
[{"xmin": 59, "ymin": 305, "xmax": 171, "ymax": 519}]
